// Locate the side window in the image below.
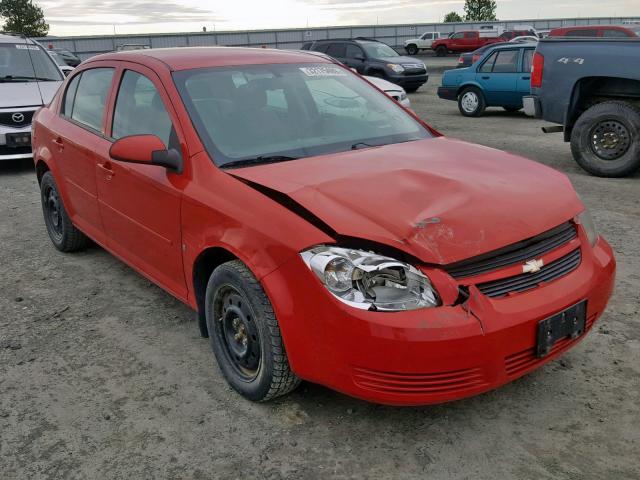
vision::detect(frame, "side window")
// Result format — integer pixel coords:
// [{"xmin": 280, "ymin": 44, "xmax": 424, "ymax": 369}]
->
[
  {"xmin": 112, "ymin": 70, "xmax": 174, "ymax": 148},
  {"xmin": 603, "ymin": 29, "xmax": 630, "ymax": 38},
  {"xmin": 62, "ymin": 73, "xmax": 81, "ymax": 117},
  {"xmin": 565, "ymin": 29, "xmax": 597, "ymax": 37},
  {"xmin": 479, "ymin": 51, "xmax": 498, "ymax": 73},
  {"xmin": 451, "ymin": 33, "xmax": 465, "ymax": 39},
  {"xmin": 326, "ymin": 43, "xmax": 347, "ymax": 58},
  {"xmin": 70, "ymin": 68, "xmax": 114, "ymax": 132},
  {"xmin": 491, "ymin": 50, "xmax": 519, "ymax": 73},
  {"xmin": 522, "ymin": 49, "xmax": 534, "ymax": 72},
  {"xmin": 464, "ymin": 32, "xmax": 476, "ymax": 39},
  {"xmin": 422, "ymin": 33, "xmax": 432, "ymax": 40},
  {"xmin": 345, "ymin": 45, "xmax": 364, "ymax": 59}
]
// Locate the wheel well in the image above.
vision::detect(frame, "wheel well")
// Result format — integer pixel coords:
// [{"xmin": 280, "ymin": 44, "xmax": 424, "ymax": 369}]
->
[
  {"xmin": 35, "ymin": 160, "xmax": 49, "ymax": 185},
  {"xmin": 192, "ymin": 247, "xmax": 238, "ymax": 337},
  {"xmin": 567, "ymin": 76, "xmax": 640, "ymax": 138}
]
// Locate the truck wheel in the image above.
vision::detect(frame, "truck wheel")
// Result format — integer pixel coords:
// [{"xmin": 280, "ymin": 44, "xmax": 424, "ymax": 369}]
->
[
  {"xmin": 205, "ymin": 260, "xmax": 300, "ymax": 402},
  {"xmin": 405, "ymin": 44, "xmax": 418, "ymax": 55},
  {"xmin": 40, "ymin": 171, "xmax": 88, "ymax": 252},
  {"xmin": 458, "ymin": 87, "xmax": 486, "ymax": 117},
  {"xmin": 570, "ymin": 101, "xmax": 640, "ymax": 177},
  {"xmin": 435, "ymin": 46, "xmax": 447, "ymax": 57}
]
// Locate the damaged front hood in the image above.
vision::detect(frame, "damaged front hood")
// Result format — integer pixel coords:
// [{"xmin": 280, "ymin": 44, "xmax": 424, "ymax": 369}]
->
[{"xmin": 230, "ymin": 137, "xmax": 583, "ymax": 265}]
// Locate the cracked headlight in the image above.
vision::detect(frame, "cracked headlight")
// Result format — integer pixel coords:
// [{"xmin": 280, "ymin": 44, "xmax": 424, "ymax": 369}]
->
[
  {"xmin": 575, "ymin": 210, "xmax": 598, "ymax": 247},
  {"xmin": 300, "ymin": 246, "xmax": 439, "ymax": 311},
  {"xmin": 387, "ymin": 63, "xmax": 405, "ymax": 73}
]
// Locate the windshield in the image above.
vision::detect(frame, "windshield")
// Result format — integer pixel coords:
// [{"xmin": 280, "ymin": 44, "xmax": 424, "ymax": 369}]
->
[
  {"xmin": 0, "ymin": 43, "xmax": 63, "ymax": 81},
  {"xmin": 173, "ymin": 63, "xmax": 430, "ymax": 167},
  {"xmin": 361, "ymin": 43, "xmax": 399, "ymax": 58}
]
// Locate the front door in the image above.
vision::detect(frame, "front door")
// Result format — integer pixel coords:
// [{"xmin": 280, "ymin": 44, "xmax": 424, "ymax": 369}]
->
[
  {"xmin": 476, "ymin": 49, "xmax": 520, "ymax": 105},
  {"xmin": 344, "ymin": 44, "xmax": 366, "ymax": 74},
  {"xmin": 95, "ymin": 65, "xmax": 188, "ymax": 298}
]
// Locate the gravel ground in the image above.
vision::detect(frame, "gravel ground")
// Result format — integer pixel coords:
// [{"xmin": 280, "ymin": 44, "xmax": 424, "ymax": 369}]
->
[{"xmin": 1, "ymin": 70, "xmax": 639, "ymax": 480}]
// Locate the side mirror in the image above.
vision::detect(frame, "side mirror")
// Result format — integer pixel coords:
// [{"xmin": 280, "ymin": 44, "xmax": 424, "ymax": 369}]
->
[
  {"xmin": 354, "ymin": 54, "xmax": 365, "ymax": 61},
  {"xmin": 109, "ymin": 134, "xmax": 182, "ymax": 173}
]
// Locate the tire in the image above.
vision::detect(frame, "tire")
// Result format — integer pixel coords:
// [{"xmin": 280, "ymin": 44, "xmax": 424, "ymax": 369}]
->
[
  {"xmin": 405, "ymin": 44, "xmax": 418, "ymax": 55},
  {"xmin": 40, "ymin": 171, "xmax": 88, "ymax": 252},
  {"xmin": 205, "ymin": 260, "xmax": 300, "ymax": 402},
  {"xmin": 503, "ymin": 106, "xmax": 521, "ymax": 112},
  {"xmin": 369, "ymin": 70, "xmax": 386, "ymax": 79},
  {"xmin": 405, "ymin": 86, "xmax": 420, "ymax": 93},
  {"xmin": 435, "ymin": 46, "xmax": 447, "ymax": 57},
  {"xmin": 457, "ymin": 87, "xmax": 486, "ymax": 117},
  {"xmin": 570, "ymin": 101, "xmax": 640, "ymax": 178}
]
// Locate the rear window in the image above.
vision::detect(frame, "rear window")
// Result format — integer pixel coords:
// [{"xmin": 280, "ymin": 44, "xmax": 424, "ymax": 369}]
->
[
  {"xmin": 602, "ymin": 29, "xmax": 631, "ymax": 38},
  {"xmin": 565, "ymin": 29, "xmax": 599, "ymax": 37}
]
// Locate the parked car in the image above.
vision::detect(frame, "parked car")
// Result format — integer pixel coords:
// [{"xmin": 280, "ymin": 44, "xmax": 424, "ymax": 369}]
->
[
  {"xmin": 306, "ymin": 38, "xmax": 428, "ymax": 92},
  {"xmin": 47, "ymin": 50, "xmax": 74, "ymax": 76},
  {"xmin": 456, "ymin": 43, "xmax": 497, "ymax": 68},
  {"xmin": 47, "ymin": 45, "xmax": 81, "ymax": 67},
  {"xmin": 32, "ymin": 47, "xmax": 615, "ymax": 406},
  {"xmin": 365, "ymin": 75, "xmax": 410, "ymax": 107},
  {"xmin": 0, "ymin": 33, "xmax": 64, "ymax": 161},
  {"xmin": 116, "ymin": 44, "xmax": 151, "ymax": 51},
  {"xmin": 549, "ymin": 25, "xmax": 639, "ymax": 38},
  {"xmin": 511, "ymin": 35, "xmax": 539, "ymax": 43},
  {"xmin": 432, "ymin": 29, "xmax": 533, "ymax": 57},
  {"xmin": 439, "ymin": 42, "xmax": 536, "ymax": 116},
  {"xmin": 524, "ymin": 37, "xmax": 640, "ymax": 177},
  {"xmin": 403, "ymin": 32, "xmax": 443, "ymax": 55}
]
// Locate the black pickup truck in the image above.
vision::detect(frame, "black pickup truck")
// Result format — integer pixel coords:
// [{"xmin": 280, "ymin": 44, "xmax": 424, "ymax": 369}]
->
[{"xmin": 524, "ymin": 38, "xmax": 640, "ymax": 177}]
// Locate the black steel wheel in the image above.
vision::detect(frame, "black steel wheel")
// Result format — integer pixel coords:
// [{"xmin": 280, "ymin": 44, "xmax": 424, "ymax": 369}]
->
[
  {"xmin": 405, "ymin": 44, "xmax": 418, "ymax": 55},
  {"xmin": 205, "ymin": 260, "xmax": 300, "ymax": 402},
  {"xmin": 40, "ymin": 171, "xmax": 88, "ymax": 252},
  {"xmin": 570, "ymin": 101, "xmax": 640, "ymax": 177}
]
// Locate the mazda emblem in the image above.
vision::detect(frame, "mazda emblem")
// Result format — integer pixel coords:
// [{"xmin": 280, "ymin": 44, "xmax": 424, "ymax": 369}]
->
[{"xmin": 12, "ymin": 112, "xmax": 25, "ymax": 123}]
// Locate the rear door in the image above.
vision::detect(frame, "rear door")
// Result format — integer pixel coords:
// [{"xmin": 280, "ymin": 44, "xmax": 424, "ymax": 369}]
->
[
  {"xmin": 476, "ymin": 49, "xmax": 520, "ymax": 105},
  {"xmin": 95, "ymin": 64, "xmax": 188, "ymax": 298},
  {"xmin": 344, "ymin": 44, "xmax": 366, "ymax": 73},
  {"xmin": 516, "ymin": 48, "xmax": 535, "ymax": 103},
  {"xmin": 49, "ymin": 66, "xmax": 116, "ymax": 242}
]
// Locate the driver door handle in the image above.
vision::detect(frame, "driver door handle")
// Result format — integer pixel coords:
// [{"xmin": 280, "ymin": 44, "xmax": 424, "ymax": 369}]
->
[
  {"xmin": 481, "ymin": 76, "xmax": 490, "ymax": 80},
  {"xmin": 97, "ymin": 162, "xmax": 115, "ymax": 180},
  {"xmin": 52, "ymin": 137, "xmax": 64, "ymax": 149}
]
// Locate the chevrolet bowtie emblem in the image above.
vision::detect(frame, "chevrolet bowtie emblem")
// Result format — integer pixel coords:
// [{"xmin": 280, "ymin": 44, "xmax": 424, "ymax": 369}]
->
[{"xmin": 523, "ymin": 259, "xmax": 544, "ymax": 274}]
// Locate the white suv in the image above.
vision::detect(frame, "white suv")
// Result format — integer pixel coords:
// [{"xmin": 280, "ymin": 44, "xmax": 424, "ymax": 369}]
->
[
  {"xmin": 404, "ymin": 32, "xmax": 443, "ymax": 55},
  {"xmin": 0, "ymin": 33, "xmax": 63, "ymax": 161}
]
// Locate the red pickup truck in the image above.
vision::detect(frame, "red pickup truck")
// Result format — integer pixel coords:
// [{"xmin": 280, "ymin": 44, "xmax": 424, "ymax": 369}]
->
[{"xmin": 432, "ymin": 30, "xmax": 533, "ymax": 56}]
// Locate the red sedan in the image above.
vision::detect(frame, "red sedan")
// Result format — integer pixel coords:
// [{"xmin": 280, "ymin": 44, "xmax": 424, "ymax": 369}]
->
[{"xmin": 32, "ymin": 47, "xmax": 615, "ymax": 405}]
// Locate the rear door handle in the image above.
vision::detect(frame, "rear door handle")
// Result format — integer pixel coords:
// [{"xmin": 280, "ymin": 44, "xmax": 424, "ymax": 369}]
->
[
  {"xmin": 52, "ymin": 137, "xmax": 64, "ymax": 149},
  {"xmin": 97, "ymin": 162, "xmax": 115, "ymax": 179},
  {"xmin": 481, "ymin": 76, "xmax": 490, "ymax": 80},
  {"xmin": 522, "ymin": 76, "xmax": 530, "ymax": 80}
]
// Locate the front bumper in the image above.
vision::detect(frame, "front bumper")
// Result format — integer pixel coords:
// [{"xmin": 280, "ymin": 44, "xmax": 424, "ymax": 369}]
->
[
  {"xmin": 387, "ymin": 73, "xmax": 428, "ymax": 90},
  {"xmin": 262, "ymin": 235, "xmax": 615, "ymax": 406},
  {"xmin": 437, "ymin": 86, "xmax": 458, "ymax": 101},
  {"xmin": 523, "ymin": 95, "xmax": 542, "ymax": 118},
  {"xmin": 0, "ymin": 115, "xmax": 35, "ymax": 161}
]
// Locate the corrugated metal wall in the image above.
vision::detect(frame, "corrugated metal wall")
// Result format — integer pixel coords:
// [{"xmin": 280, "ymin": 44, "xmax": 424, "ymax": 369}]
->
[{"xmin": 41, "ymin": 17, "xmax": 640, "ymax": 60}]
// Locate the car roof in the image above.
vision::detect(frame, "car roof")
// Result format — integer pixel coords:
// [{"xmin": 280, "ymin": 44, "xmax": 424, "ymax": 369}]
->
[
  {"xmin": 0, "ymin": 33, "xmax": 37, "ymax": 45},
  {"xmin": 85, "ymin": 46, "xmax": 333, "ymax": 71}
]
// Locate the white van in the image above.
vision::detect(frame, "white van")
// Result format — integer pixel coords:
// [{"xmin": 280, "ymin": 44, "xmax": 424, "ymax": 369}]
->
[{"xmin": 0, "ymin": 33, "xmax": 63, "ymax": 161}]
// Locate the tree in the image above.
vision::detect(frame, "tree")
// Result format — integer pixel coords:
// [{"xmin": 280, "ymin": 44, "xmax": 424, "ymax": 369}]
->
[
  {"xmin": 0, "ymin": 0, "xmax": 49, "ymax": 37},
  {"xmin": 463, "ymin": 0, "xmax": 497, "ymax": 22},
  {"xmin": 444, "ymin": 11, "xmax": 463, "ymax": 23}
]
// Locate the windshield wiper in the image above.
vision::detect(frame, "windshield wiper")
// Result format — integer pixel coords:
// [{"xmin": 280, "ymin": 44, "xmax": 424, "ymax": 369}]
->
[
  {"xmin": 221, "ymin": 155, "xmax": 299, "ymax": 169},
  {"xmin": 0, "ymin": 75, "xmax": 55, "ymax": 82},
  {"xmin": 351, "ymin": 142, "xmax": 379, "ymax": 150}
]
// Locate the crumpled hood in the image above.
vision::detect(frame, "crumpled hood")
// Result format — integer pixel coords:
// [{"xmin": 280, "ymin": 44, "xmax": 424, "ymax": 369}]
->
[
  {"xmin": 0, "ymin": 81, "xmax": 61, "ymax": 108},
  {"xmin": 230, "ymin": 137, "xmax": 583, "ymax": 265}
]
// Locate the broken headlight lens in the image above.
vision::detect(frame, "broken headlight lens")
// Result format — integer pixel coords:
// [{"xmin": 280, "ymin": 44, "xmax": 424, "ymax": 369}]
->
[
  {"xmin": 575, "ymin": 210, "xmax": 598, "ymax": 247},
  {"xmin": 300, "ymin": 246, "xmax": 439, "ymax": 311}
]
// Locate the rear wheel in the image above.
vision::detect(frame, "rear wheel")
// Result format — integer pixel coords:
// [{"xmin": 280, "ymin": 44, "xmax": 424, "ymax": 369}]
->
[
  {"xmin": 570, "ymin": 101, "xmax": 640, "ymax": 177},
  {"xmin": 435, "ymin": 46, "xmax": 447, "ymax": 57},
  {"xmin": 205, "ymin": 260, "xmax": 300, "ymax": 402},
  {"xmin": 458, "ymin": 87, "xmax": 486, "ymax": 117},
  {"xmin": 405, "ymin": 44, "xmax": 418, "ymax": 55},
  {"xmin": 40, "ymin": 171, "xmax": 88, "ymax": 252}
]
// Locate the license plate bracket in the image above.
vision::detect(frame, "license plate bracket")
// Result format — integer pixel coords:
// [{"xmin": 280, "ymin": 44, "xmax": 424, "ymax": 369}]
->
[
  {"xmin": 6, "ymin": 132, "xmax": 31, "ymax": 147},
  {"xmin": 536, "ymin": 300, "xmax": 587, "ymax": 358}
]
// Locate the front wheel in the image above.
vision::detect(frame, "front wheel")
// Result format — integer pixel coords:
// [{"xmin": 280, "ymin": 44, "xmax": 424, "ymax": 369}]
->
[
  {"xmin": 435, "ymin": 46, "xmax": 447, "ymax": 57},
  {"xmin": 458, "ymin": 87, "xmax": 486, "ymax": 117},
  {"xmin": 205, "ymin": 260, "xmax": 300, "ymax": 402},
  {"xmin": 570, "ymin": 101, "xmax": 640, "ymax": 177},
  {"xmin": 405, "ymin": 44, "xmax": 418, "ymax": 55}
]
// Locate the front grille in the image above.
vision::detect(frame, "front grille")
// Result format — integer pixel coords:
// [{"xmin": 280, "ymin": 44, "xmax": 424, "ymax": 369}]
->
[
  {"xmin": 477, "ymin": 248, "xmax": 581, "ymax": 298},
  {"xmin": 0, "ymin": 145, "xmax": 32, "ymax": 156},
  {"xmin": 352, "ymin": 366, "xmax": 489, "ymax": 395},
  {"xmin": 0, "ymin": 110, "xmax": 35, "ymax": 127},
  {"xmin": 446, "ymin": 222, "xmax": 577, "ymax": 279}
]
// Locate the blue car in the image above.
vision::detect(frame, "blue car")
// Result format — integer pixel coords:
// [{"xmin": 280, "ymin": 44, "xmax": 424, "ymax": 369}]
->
[{"xmin": 437, "ymin": 43, "xmax": 536, "ymax": 117}]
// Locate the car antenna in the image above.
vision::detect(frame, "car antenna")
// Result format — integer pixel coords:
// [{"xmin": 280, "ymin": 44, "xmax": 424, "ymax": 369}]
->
[{"xmin": 21, "ymin": 32, "xmax": 46, "ymax": 107}]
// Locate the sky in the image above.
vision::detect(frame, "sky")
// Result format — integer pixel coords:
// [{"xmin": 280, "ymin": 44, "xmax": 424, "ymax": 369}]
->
[{"xmin": 38, "ymin": 0, "xmax": 640, "ymax": 36}]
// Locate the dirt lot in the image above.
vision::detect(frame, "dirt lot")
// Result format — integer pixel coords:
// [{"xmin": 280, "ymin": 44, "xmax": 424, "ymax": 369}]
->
[{"xmin": 1, "ymin": 70, "xmax": 639, "ymax": 480}]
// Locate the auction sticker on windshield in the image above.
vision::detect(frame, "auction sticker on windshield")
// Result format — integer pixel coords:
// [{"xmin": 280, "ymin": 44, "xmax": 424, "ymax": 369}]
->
[{"xmin": 300, "ymin": 66, "xmax": 347, "ymax": 77}]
